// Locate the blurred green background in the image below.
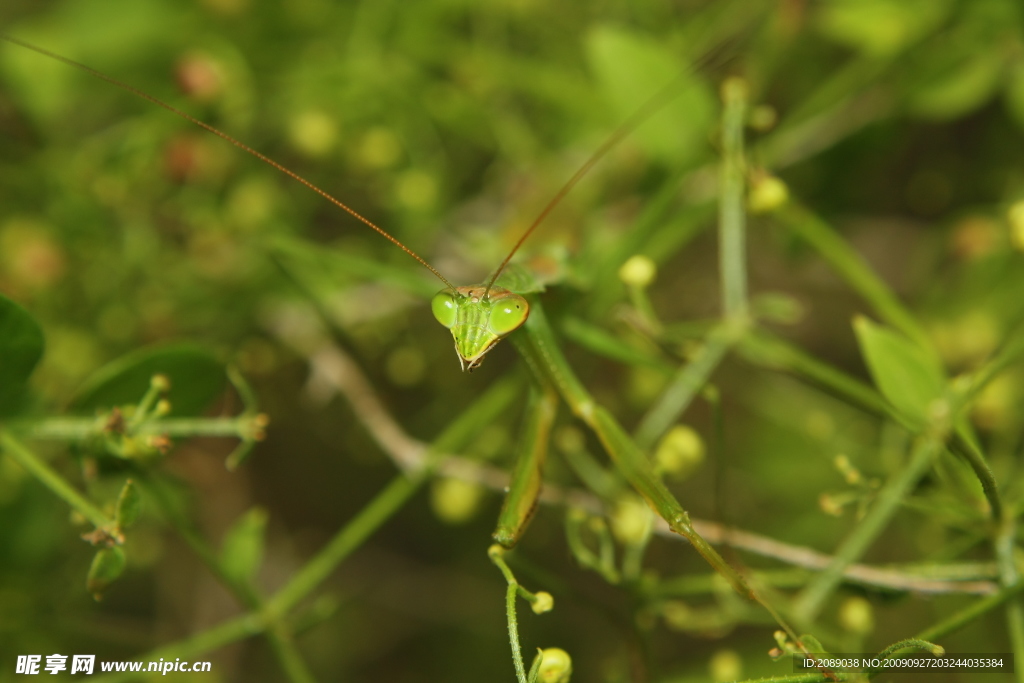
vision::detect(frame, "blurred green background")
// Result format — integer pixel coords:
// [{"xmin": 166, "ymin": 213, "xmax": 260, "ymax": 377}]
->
[{"xmin": 2, "ymin": 0, "xmax": 1024, "ymax": 681}]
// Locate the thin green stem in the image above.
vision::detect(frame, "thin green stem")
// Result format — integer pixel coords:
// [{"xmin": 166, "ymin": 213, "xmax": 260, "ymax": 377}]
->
[
  {"xmin": 915, "ymin": 580, "xmax": 1024, "ymax": 643},
  {"xmin": 719, "ymin": 77, "xmax": 749, "ymax": 321},
  {"xmin": 634, "ymin": 322, "xmax": 739, "ymax": 450},
  {"xmin": 506, "ymin": 582, "xmax": 528, "ymax": 683},
  {"xmin": 793, "ymin": 436, "xmax": 942, "ymax": 622},
  {"xmin": 0, "ymin": 430, "xmax": 114, "ymax": 532},
  {"xmin": 267, "ymin": 472, "xmax": 421, "ymax": 618},
  {"xmin": 13, "ymin": 415, "xmax": 263, "ymax": 440},
  {"xmin": 91, "ymin": 612, "xmax": 263, "ymax": 682},
  {"xmin": 995, "ymin": 515, "xmax": 1024, "ymax": 683}
]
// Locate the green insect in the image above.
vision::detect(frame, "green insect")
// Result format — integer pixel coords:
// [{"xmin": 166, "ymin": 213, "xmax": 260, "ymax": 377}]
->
[{"xmin": 2, "ymin": 34, "xmax": 761, "ymax": 599}]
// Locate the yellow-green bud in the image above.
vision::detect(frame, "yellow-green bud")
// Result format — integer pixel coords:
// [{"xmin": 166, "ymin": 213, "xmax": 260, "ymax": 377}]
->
[
  {"xmin": 610, "ymin": 494, "xmax": 652, "ymax": 546},
  {"xmin": 709, "ymin": 649, "xmax": 743, "ymax": 682},
  {"xmin": 150, "ymin": 374, "xmax": 170, "ymax": 392},
  {"xmin": 661, "ymin": 600, "xmax": 691, "ymax": 630},
  {"xmin": 833, "ymin": 454, "xmax": 862, "ymax": 486},
  {"xmin": 154, "ymin": 399, "xmax": 172, "ymax": 417},
  {"xmin": 654, "ymin": 425, "xmax": 705, "ymax": 480},
  {"xmin": 748, "ymin": 104, "xmax": 777, "ymax": 131},
  {"xmin": 429, "ymin": 478, "xmax": 483, "ymax": 524},
  {"xmin": 359, "ymin": 126, "xmax": 402, "ymax": 169},
  {"xmin": 287, "ymin": 109, "xmax": 339, "ymax": 158},
  {"xmin": 748, "ymin": 174, "xmax": 789, "ymax": 214},
  {"xmin": 531, "ymin": 591, "xmax": 554, "ymax": 614},
  {"xmin": 618, "ymin": 255, "xmax": 656, "ymax": 288},
  {"xmin": 537, "ymin": 648, "xmax": 572, "ymax": 683},
  {"xmin": 838, "ymin": 596, "xmax": 874, "ymax": 635},
  {"xmin": 1009, "ymin": 200, "xmax": 1024, "ymax": 252}
]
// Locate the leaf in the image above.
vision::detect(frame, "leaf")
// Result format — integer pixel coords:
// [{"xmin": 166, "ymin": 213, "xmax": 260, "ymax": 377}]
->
[
  {"xmin": 1006, "ymin": 61, "xmax": 1024, "ymax": 131},
  {"xmin": 87, "ymin": 546, "xmax": 126, "ymax": 600},
  {"xmin": 907, "ymin": 51, "xmax": 1003, "ymax": 121},
  {"xmin": 815, "ymin": 0, "xmax": 952, "ymax": 57},
  {"xmin": 220, "ymin": 507, "xmax": 268, "ymax": 585},
  {"xmin": 854, "ymin": 317, "xmax": 945, "ymax": 426},
  {"xmin": 585, "ymin": 25, "xmax": 714, "ymax": 166},
  {"xmin": 0, "ymin": 294, "xmax": 45, "ymax": 417},
  {"xmin": 71, "ymin": 344, "xmax": 225, "ymax": 416},
  {"xmin": 114, "ymin": 480, "xmax": 141, "ymax": 529}
]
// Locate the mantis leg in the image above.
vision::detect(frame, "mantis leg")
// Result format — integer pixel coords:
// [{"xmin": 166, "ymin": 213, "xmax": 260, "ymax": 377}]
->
[
  {"xmin": 492, "ymin": 383, "xmax": 559, "ymax": 549},
  {"xmin": 513, "ymin": 298, "xmax": 755, "ymax": 601}
]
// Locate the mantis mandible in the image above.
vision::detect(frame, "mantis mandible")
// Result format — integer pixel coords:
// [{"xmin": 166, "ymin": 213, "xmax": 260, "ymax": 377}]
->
[{"xmin": 2, "ymin": 34, "xmax": 767, "ymax": 606}]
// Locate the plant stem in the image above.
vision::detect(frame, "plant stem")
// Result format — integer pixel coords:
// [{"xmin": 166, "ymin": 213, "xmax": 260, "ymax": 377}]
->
[
  {"xmin": 267, "ymin": 472, "xmax": 421, "ymax": 617},
  {"xmin": 915, "ymin": 580, "xmax": 1024, "ymax": 643},
  {"xmin": 793, "ymin": 435, "xmax": 942, "ymax": 622},
  {"xmin": 0, "ymin": 430, "xmax": 114, "ymax": 532},
  {"xmin": 13, "ymin": 415, "xmax": 261, "ymax": 440},
  {"xmin": 506, "ymin": 582, "xmax": 528, "ymax": 683},
  {"xmin": 634, "ymin": 322, "xmax": 738, "ymax": 450},
  {"xmin": 719, "ymin": 77, "xmax": 749, "ymax": 321}
]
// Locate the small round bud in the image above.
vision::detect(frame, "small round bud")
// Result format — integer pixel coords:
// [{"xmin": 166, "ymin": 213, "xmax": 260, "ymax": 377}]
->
[
  {"xmin": 430, "ymin": 478, "xmax": 484, "ymax": 525},
  {"xmin": 151, "ymin": 374, "xmax": 171, "ymax": 392},
  {"xmin": 395, "ymin": 170, "xmax": 438, "ymax": 211},
  {"xmin": 661, "ymin": 600, "xmax": 691, "ymax": 630},
  {"xmin": 654, "ymin": 425, "xmax": 705, "ymax": 480},
  {"xmin": 720, "ymin": 77, "xmax": 748, "ymax": 104},
  {"xmin": 288, "ymin": 110, "xmax": 339, "ymax": 159},
  {"xmin": 531, "ymin": 591, "xmax": 554, "ymax": 615},
  {"xmin": 709, "ymin": 649, "xmax": 743, "ymax": 682},
  {"xmin": 838, "ymin": 595, "xmax": 874, "ymax": 635},
  {"xmin": 155, "ymin": 400, "xmax": 172, "ymax": 417},
  {"xmin": 618, "ymin": 255, "xmax": 656, "ymax": 288},
  {"xmin": 359, "ymin": 127, "xmax": 402, "ymax": 169},
  {"xmin": 610, "ymin": 494, "xmax": 652, "ymax": 546},
  {"xmin": 748, "ymin": 174, "xmax": 789, "ymax": 214},
  {"xmin": 1009, "ymin": 200, "xmax": 1024, "ymax": 252},
  {"xmin": 748, "ymin": 104, "xmax": 777, "ymax": 131},
  {"xmin": 537, "ymin": 648, "xmax": 572, "ymax": 683},
  {"xmin": 819, "ymin": 492, "xmax": 844, "ymax": 517}
]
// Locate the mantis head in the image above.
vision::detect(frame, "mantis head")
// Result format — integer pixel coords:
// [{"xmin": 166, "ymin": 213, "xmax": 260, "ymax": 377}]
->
[{"xmin": 431, "ymin": 285, "xmax": 529, "ymax": 371}]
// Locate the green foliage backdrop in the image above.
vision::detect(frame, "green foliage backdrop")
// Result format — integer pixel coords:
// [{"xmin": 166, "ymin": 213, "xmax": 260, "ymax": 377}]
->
[{"xmin": 2, "ymin": 0, "xmax": 1024, "ymax": 681}]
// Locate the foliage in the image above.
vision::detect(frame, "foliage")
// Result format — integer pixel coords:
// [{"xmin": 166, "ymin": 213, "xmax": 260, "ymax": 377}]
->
[{"xmin": 2, "ymin": 0, "xmax": 1024, "ymax": 681}]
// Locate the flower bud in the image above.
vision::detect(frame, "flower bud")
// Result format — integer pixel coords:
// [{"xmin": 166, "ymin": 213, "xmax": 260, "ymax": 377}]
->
[
  {"xmin": 709, "ymin": 649, "xmax": 743, "ymax": 682},
  {"xmin": 654, "ymin": 425, "xmax": 705, "ymax": 480},
  {"xmin": 536, "ymin": 647, "xmax": 572, "ymax": 683},
  {"xmin": 1009, "ymin": 200, "xmax": 1024, "ymax": 252},
  {"xmin": 430, "ymin": 478, "xmax": 483, "ymax": 524},
  {"xmin": 610, "ymin": 494, "xmax": 652, "ymax": 546},
  {"xmin": 531, "ymin": 591, "xmax": 554, "ymax": 614},
  {"xmin": 838, "ymin": 596, "xmax": 874, "ymax": 635},
  {"xmin": 618, "ymin": 255, "xmax": 656, "ymax": 288},
  {"xmin": 748, "ymin": 174, "xmax": 789, "ymax": 214}
]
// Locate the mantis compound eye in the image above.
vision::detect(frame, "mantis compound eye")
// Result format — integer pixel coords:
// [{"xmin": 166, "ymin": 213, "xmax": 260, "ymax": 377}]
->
[
  {"xmin": 431, "ymin": 290, "xmax": 458, "ymax": 329},
  {"xmin": 487, "ymin": 294, "xmax": 529, "ymax": 337}
]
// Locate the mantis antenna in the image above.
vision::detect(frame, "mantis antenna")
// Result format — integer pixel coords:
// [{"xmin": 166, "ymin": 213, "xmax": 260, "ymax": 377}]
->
[
  {"xmin": 0, "ymin": 34, "xmax": 458, "ymax": 293},
  {"xmin": 481, "ymin": 38, "xmax": 741, "ymax": 298}
]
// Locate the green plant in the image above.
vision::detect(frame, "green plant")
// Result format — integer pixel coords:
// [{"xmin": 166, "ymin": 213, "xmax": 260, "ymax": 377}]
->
[{"xmin": 3, "ymin": 1, "xmax": 1024, "ymax": 681}]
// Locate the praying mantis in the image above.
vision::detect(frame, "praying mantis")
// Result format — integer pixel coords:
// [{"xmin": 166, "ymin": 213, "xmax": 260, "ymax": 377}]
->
[{"xmin": 1, "ymin": 25, "xmax": 797, "ymax": 662}]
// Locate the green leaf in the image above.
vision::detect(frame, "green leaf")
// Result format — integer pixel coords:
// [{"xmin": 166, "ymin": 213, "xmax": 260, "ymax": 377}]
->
[
  {"xmin": 815, "ymin": 0, "xmax": 952, "ymax": 57},
  {"xmin": 1006, "ymin": 61, "xmax": 1024, "ymax": 131},
  {"xmin": 72, "ymin": 344, "xmax": 225, "ymax": 416},
  {"xmin": 0, "ymin": 294, "xmax": 45, "ymax": 417},
  {"xmin": 853, "ymin": 317, "xmax": 945, "ymax": 426},
  {"xmin": 114, "ymin": 480, "xmax": 141, "ymax": 529},
  {"xmin": 87, "ymin": 546, "xmax": 126, "ymax": 600},
  {"xmin": 585, "ymin": 25, "xmax": 714, "ymax": 166},
  {"xmin": 220, "ymin": 507, "xmax": 268, "ymax": 584},
  {"xmin": 908, "ymin": 51, "xmax": 1003, "ymax": 121}
]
